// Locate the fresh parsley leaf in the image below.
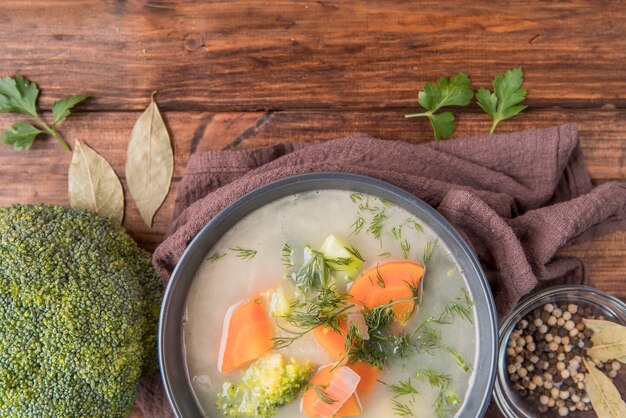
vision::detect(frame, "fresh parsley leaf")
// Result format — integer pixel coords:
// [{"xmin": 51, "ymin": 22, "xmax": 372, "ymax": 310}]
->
[
  {"xmin": 52, "ymin": 95, "xmax": 88, "ymax": 125},
  {"xmin": 476, "ymin": 67, "xmax": 527, "ymax": 134},
  {"xmin": 0, "ymin": 76, "xmax": 39, "ymax": 117},
  {"xmin": 0, "ymin": 121, "xmax": 43, "ymax": 150},
  {"xmin": 405, "ymin": 72, "xmax": 474, "ymax": 140}
]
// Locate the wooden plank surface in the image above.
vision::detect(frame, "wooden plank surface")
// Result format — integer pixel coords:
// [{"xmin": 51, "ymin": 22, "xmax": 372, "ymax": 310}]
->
[
  {"xmin": 2, "ymin": 1, "xmax": 626, "ymax": 110},
  {"xmin": 2, "ymin": 2, "xmax": 626, "ymax": 417}
]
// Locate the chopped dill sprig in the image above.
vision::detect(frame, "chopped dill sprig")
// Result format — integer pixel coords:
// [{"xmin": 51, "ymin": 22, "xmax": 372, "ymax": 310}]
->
[
  {"xmin": 346, "ymin": 246, "xmax": 365, "ymax": 262},
  {"xmin": 230, "ymin": 246, "xmax": 257, "ymax": 261},
  {"xmin": 447, "ymin": 347, "xmax": 472, "ymax": 372},
  {"xmin": 439, "ymin": 289, "xmax": 474, "ymax": 323},
  {"xmin": 415, "ymin": 369, "xmax": 452, "ymax": 388},
  {"xmin": 391, "ymin": 399, "xmax": 415, "ymax": 417},
  {"xmin": 272, "ymin": 286, "xmax": 352, "ymax": 349},
  {"xmin": 351, "ymin": 216, "xmax": 365, "ymax": 236},
  {"xmin": 462, "ymin": 287, "xmax": 474, "ymax": 310},
  {"xmin": 401, "ymin": 239, "xmax": 411, "ymax": 259},
  {"xmin": 207, "ymin": 252, "xmax": 226, "ymax": 263},
  {"xmin": 378, "ymin": 251, "xmax": 392, "ymax": 258},
  {"xmin": 406, "ymin": 218, "xmax": 424, "ymax": 233},
  {"xmin": 291, "ymin": 247, "xmax": 331, "ymax": 292},
  {"xmin": 311, "ymin": 384, "xmax": 337, "ymax": 405},
  {"xmin": 392, "ymin": 224, "xmax": 403, "ymax": 241},
  {"xmin": 434, "ymin": 386, "xmax": 461, "ymax": 418},
  {"xmin": 367, "ymin": 208, "xmax": 388, "ymax": 241},
  {"xmin": 380, "ymin": 378, "xmax": 419, "ymax": 398},
  {"xmin": 374, "ymin": 265, "xmax": 386, "ymax": 288},
  {"xmin": 381, "ymin": 199, "xmax": 395, "ymax": 207},
  {"xmin": 423, "ymin": 239, "xmax": 438, "ymax": 264},
  {"xmin": 281, "ymin": 243, "xmax": 294, "ymax": 267},
  {"xmin": 350, "ymin": 192, "xmax": 363, "ymax": 203}
]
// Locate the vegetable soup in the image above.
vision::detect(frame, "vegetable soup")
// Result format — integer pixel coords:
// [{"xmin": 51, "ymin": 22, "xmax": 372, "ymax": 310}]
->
[{"xmin": 183, "ymin": 190, "xmax": 477, "ymax": 417}]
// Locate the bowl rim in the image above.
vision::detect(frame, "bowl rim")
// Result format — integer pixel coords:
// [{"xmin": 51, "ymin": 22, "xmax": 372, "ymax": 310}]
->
[
  {"xmin": 158, "ymin": 172, "xmax": 498, "ymax": 418},
  {"xmin": 493, "ymin": 284, "xmax": 626, "ymax": 417}
]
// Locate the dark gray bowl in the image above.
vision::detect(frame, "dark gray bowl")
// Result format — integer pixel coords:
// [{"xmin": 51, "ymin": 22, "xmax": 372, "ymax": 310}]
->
[{"xmin": 159, "ymin": 172, "xmax": 498, "ymax": 417}]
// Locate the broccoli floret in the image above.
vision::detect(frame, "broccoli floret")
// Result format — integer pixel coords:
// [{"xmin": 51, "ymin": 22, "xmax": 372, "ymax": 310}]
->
[
  {"xmin": 216, "ymin": 353, "xmax": 313, "ymax": 417},
  {"xmin": 0, "ymin": 205, "xmax": 163, "ymax": 417}
]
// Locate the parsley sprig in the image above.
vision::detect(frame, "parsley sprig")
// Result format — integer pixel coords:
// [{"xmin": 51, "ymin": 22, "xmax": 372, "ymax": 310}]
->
[
  {"xmin": 476, "ymin": 67, "xmax": 527, "ymax": 134},
  {"xmin": 405, "ymin": 72, "xmax": 474, "ymax": 140},
  {"xmin": 0, "ymin": 76, "xmax": 87, "ymax": 151}
]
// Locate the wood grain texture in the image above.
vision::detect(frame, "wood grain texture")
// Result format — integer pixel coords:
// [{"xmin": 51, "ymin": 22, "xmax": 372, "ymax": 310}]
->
[
  {"xmin": 2, "ymin": 1, "xmax": 626, "ymax": 110},
  {"xmin": 1, "ymin": 109, "xmax": 625, "ymax": 301}
]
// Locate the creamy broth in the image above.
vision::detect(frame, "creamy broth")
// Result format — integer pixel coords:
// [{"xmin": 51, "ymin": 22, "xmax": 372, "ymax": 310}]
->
[{"xmin": 184, "ymin": 190, "xmax": 477, "ymax": 418}]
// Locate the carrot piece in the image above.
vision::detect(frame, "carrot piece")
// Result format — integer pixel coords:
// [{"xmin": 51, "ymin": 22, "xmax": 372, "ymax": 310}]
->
[
  {"xmin": 217, "ymin": 296, "xmax": 274, "ymax": 373},
  {"xmin": 336, "ymin": 394, "xmax": 361, "ymax": 416},
  {"xmin": 301, "ymin": 364, "xmax": 362, "ymax": 417},
  {"xmin": 348, "ymin": 261, "xmax": 424, "ymax": 322},
  {"xmin": 312, "ymin": 318, "xmax": 350, "ymax": 361},
  {"xmin": 348, "ymin": 362, "xmax": 379, "ymax": 400}
]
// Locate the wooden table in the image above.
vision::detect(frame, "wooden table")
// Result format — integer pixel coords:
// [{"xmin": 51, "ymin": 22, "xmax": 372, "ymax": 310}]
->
[{"xmin": 1, "ymin": 1, "xmax": 625, "ymax": 416}]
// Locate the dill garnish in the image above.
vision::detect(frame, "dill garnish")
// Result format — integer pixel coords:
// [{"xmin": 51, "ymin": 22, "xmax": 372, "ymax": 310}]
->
[
  {"xmin": 406, "ymin": 218, "xmax": 424, "ymax": 233},
  {"xmin": 311, "ymin": 384, "xmax": 337, "ymax": 405},
  {"xmin": 439, "ymin": 289, "xmax": 474, "ymax": 323},
  {"xmin": 391, "ymin": 399, "xmax": 415, "ymax": 417},
  {"xmin": 401, "ymin": 239, "xmax": 411, "ymax": 259},
  {"xmin": 207, "ymin": 252, "xmax": 226, "ymax": 263},
  {"xmin": 374, "ymin": 265, "xmax": 386, "ymax": 288},
  {"xmin": 229, "ymin": 246, "xmax": 257, "ymax": 261},
  {"xmin": 392, "ymin": 224, "xmax": 403, "ymax": 240},
  {"xmin": 447, "ymin": 347, "xmax": 472, "ymax": 372},
  {"xmin": 415, "ymin": 369, "xmax": 452, "ymax": 388},
  {"xmin": 423, "ymin": 239, "xmax": 438, "ymax": 264},
  {"xmin": 272, "ymin": 286, "xmax": 353, "ymax": 349},
  {"xmin": 415, "ymin": 368, "xmax": 460, "ymax": 418},
  {"xmin": 291, "ymin": 247, "xmax": 331, "ymax": 292},
  {"xmin": 380, "ymin": 378, "xmax": 419, "ymax": 398},
  {"xmin": 281, "ymin": 243, "xmax": 294, "ymax": 267},
  {"xmin": 346, "ymin": 246, "xmax": 365, "ymax": 262},
  {"xmin": 378, "ymin": 251, "xmax": 392, "ymax": 258},
  {"xmin": 367, "ymin": 208, "xmax": 388, "ymax": 241},
  {"xmin": 434, "ymin": 387, "xmax": 461, "ymax": 418},
  {"xmin": 381, "ymin": 199, "xmax": 395, "ymax": 208},
  {"xmin": 350, "ymin": 192, "xmax": 363, "ymax": 203},
  {"xmin": 351, "ymin": 216, "xmax": 365, "ymax": 236}
]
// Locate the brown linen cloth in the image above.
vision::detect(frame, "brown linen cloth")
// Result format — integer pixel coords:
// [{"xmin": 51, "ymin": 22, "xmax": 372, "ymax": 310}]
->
[{"xmin": 138, "ymin": 123, "xmax": 626, "ymax": 418}]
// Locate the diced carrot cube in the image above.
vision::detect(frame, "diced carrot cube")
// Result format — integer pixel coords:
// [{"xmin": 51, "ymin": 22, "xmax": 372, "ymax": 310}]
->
[{"xmin": 301, "ymin": 364, "xmax": 361, "ymax": 417}]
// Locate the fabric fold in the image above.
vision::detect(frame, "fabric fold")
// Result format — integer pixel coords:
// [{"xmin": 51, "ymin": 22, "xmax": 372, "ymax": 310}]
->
[{"xmin": 142, "ymin": 123, "xmax": 626, "ymax": 418}]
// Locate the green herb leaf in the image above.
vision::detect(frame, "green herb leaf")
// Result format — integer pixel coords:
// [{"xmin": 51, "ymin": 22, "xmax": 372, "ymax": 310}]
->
[
  {"xmin": 447, "ymin": 347, "xmax": 472, "ymax": 372},
  {"xmin": 281, "ymin": 243, "xmax": 294, "ymax": 267},
  {"xmin": 68, "ymin": 139, "xmax": 124, "ymax": 224},
  {"xmin": 230, "ymin": 246, "xmax": 257, "ymax": 261},
  {"xmin": 476, "ymin": 67, "xmax": 527, "ymax": 134},
  {"xmin": 405, "ymin": 72, "xmax": 474, "ymax": 140},
  {"xmin": 380, "ymin": 378, "xmax": 419, "ymax": 398},
  {"xmin": 0, "ymin": 121, "xmax": 43, "ymax": 150},
  {"xmin": 0, "ymin": 76, "xmax": 39, "ymax": 117},
  {"xmin": 391, "ymin": 399, "xmax": 415, "ymax": 417},
  {"xmin": 52, "ymin": 94, "xmax": 88, "ymax": 125},
  {"xmin": 311, "ymin": 384, "xmax": 337, "ymax": 405}
]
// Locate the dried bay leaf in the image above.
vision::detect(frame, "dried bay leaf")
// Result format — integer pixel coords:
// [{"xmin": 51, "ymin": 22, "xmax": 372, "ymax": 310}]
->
[
  {"xmin": 125, "ymin": 95, "xmax": 173, "ymax": 227},
  {"xmin": 585, "ymin": 319, "xmax": 626, "ymax": 363},
  {"xmin": 583, "ymin": 358, "xmax": 626, "ymax": 418},
  {"xmin": 68, "ymin": 140, "xmax": 124, "ymax": 224}
]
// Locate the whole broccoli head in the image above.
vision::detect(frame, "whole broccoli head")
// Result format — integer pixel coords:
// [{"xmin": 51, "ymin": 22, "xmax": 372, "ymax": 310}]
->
[{"xmin": 0, "ymin": 205, "xmax": 163, "ymax": 417}]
